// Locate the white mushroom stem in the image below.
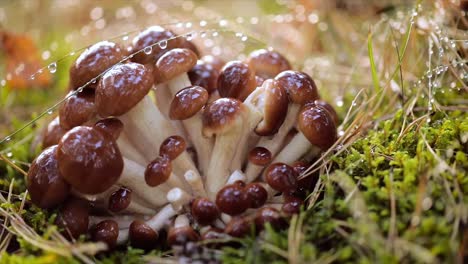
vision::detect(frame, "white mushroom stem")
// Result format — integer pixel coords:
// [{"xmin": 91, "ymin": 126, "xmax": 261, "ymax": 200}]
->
[
  {"xmin": 205, "ymin": 120, "xmax": 244, "ymax": 199},
  {"xmin": 244, "ymin": 104, "xmax": 300, "ymax": 182},
  {"xmin": 174, "ymin": 214, "xmax": 190, "ymax": 228},
  {"xmin": 212, "ymin": 219, "xmax": 226, "ymax": 229},
  {"xmin": 167, "ymin": 187, "xmax": 192, "ymax": 211},
  {"xmin": 166, "ymin": 74, "xmax": 213, "ymax": 175},
  {"xmin": 146, "ymin": 203, "xmax": 179, "ymax": 231},
  {"xmin": 119, "ymin": 95, "xmax": 198, "ymax": 189},
  {"xmin": 220, "ymin": 213, "xmax": 232, "ymax": 224},
  {"xmin": 184, "ymin": 170, "xmax": 208, "ymax": 197},
  {"xmin": 272, "ymin": 132, "xmax": 321, "ymax": 165},
  {"xmin": 73, "ymin": 186, "xmax": 156, "ymax": 215},
  {"xmin": 117, "ymin": 132, "xmax": 148, "ymax": 165},
  {"xmin": 226, "ymin": 170, "xmax": 246, "ymax": 185},
  {"xmin": 118, "ymin": 158, "xmax": 183, "ymax": 207},
  {"xmin": 117, "ymin": 228, "xmax": 129, "ymax": 245}
]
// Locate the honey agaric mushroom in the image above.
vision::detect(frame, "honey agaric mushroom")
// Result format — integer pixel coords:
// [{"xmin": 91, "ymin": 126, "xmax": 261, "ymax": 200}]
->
[
  {"xmin": 215, "ymin": 183, "xmax": 249, "ymax": 216},
  {"xmin": 202, "ymin": 98, "xmax": 248, "ymax": 197},
  {"xmin": 191, "ymin": 197, "xmax": 220, "ymax": 225},
  {"xmin": 69, "ymin": 41, "xmax": 126, "ymax": 90},
  {"xmin": 129, "ymin": 220, "xmax": 159, "ymax": 249},
  {"xmin": 108, "ymin": 187, "xmax": 132, "ymax": 213},
  {"xmin": 245, "ymin": 71, "xmax": 319, "ymax": 181},
  {"xmin": 167, "ymin": 215, "xmax": 200, "ymax": 246},
  {"xmin": 224, "ymin": 216, "xmax": 253, "ymax": 238},
  {"xmin": 56, "ymin": 198, "xmax": 90, "ymax": 239},
  {"xmin": 273, "ymin": 103, "xmax": 337, "ymax": 164},
  {"xmin": 169, "ymin": 86, "xmax": 213, "ymax": 174},
  {"xmin": 246, "ymin": 49, "xmax": 291, "ymax": 79},
  {"xmin": 254, "ymin": 207, "xmax": 286, "ymax": 231},
  {"xmin": 217, "ymin": 61, "xmax": 257, "ymax": 101},
  {"xmin": 59, "ymin": 89, "xmax": 97, "ymax": 130},
  {"xmin": 91, "ymin": 220, "xmax": 119, "ymax": 249},
  {"xmin": 57, "ymin": 126, "xmax": 123, "ymax": 194},
  {"xmin": 264, "ymin": 163, "xmax": 298, "ymax": 193},
  {"xmin": 188, "ymin": 60, "xmax": 219, "ymax": 94},
  {"xmin": 27, "ymin": 145, "xmax": 70, "ymax": 209},
  {"xmin": 130, "ymin": 26, "xmax": 183, "ymax": 64},
  {"xmin": 42, "ymin": 117, "xmax": 68, "ymax": 149},
  {"xmin": 95, "ymin": 62, "xmax": 198, "ymax": 184},
  {"xmin": 159, "ymin": 135, "xmax": 187, "ymax": 160},
  {"xmin": 244, "ymin": 183, "xmax": 268, "ymax": 209}
]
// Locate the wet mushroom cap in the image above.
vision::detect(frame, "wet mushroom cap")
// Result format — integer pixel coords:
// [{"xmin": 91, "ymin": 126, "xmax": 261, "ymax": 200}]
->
[
  {"xmin": 93, "ymin": 118, "xmax": 124, "ymax": 141},
  {"xmin": 57, "ymin": 126, "xmax": 123, "ymax": 194},
  {"xmin": 246, "ymin": 49, "xmax": 291, "ymax": 78},
  {"xmin": 56, "ymin": 198, "xmax": 90, "ymax": 239},
  {"xmin": 224, "ymin": 217, "xmax": 252, "ymax": 238},
  {"xmin": 129, "ymin": 220, "xmax": 159, "ymax": 249},
  {"xmin": 69, "ymin": 41, "xmax": 126, "ymax": 90},
  {"xmin": 217, "ymin": 61, "xmax": 257, "ymax": 101},
  {"xmin": 145, "ymin": 155, "xmax": 172, "ymax": 187},
  {"xmin": 264, "ymin": 163, "xmax": 298, "ymax": 193},
  {"xmin": 42, "ymin": 117, "xmax": 68, "ymax": 149},
  {"xmin": 191, "ymin": 197, "xmax": 220, "ymax": 225},
  {"xmin": 281, "ymin": 196, "xmax": 303, "ymax": 216},
  {"xmin": 188, "ymin": 61, "xmax": 219, "ymax": 93},
  {"xmin": 59, "ymin": 89, "xmax": 96, "ymax": 130},
  {"xmin": 215, "ymin": 184, "xmax": 248, "ymax": 216},
  {"xmin": 248, "ymin": 147, "xmax": 272, "ymax": 166},
  {"xmin": 255, "ymin": 79, "xmax": 289, "ymax": 136},
  {"xmin": 27, "ymin": 145, "xmax": 70, "ymax": 209},
  {"xmin": 297, "ymin": 103, "xmax": 337, "ymax": 150},
  {"xmin": 159, "ymin": 135, "xmax": 187, "ymax": 160},
  {"xmin": 169, "ymin": 86, "xmax": 209, "ymax": 120},
  {"xmin": 108, "ymin": 187, "xmax": 132, "ymax": 212},
  {"xmin": 275, "ymin": 71, "xmax": 319, "ymax": 105},
  {"xmin": 155, "ymin": 48, "xmax": 197, "ymax": 83},
  {"xmin": 95, "ymin": 62, "xmax": 154, "ymax": 117},
  {"xmin": 91, "ymin": 220, "xmax": 119, "ymax": 248},
  {"xmin": 313, "ymin": 100, "xmax": 339, "ymax": 125},
  {"xmin": 202, "ymin": 98, "xmax": 245, "ymax": 136},
  {"xmin": 179, "ymin": 39, "xmax": 200, "ymax": 58},
  {"xmin": 244, "ymin": 183, "xmax": 268, "ymax": 208},
  {"xmin": 130, "ymin": 26, "xmax": 182, "ymax": 64},
  {"xmin": 167, "ymin": 226, "xmax": 200, "ymax": 246},
  {"xmin": 254, "ymin": 207, "xmax": 286, "ymax": 230}
]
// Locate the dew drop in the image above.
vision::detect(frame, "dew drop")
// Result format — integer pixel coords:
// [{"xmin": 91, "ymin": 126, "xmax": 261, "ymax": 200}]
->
[
  {"xmin": 77, "ymin": 87, "xmax": 84, "ymax": 93},
  {"xmin": 200, "ymin": 31, "xmax": 207, "ymax": 38},
  {"xmin": 5, "ymin": 137, "xmax": 11, "ymax": 142},
  {"xmin": 144, "ymin": 46, "xmax": 152, "ymax": 54},
  {"xmin": 48, "ymin": 62, "xmax": 57, "ymax": 73},
  {"xmin": 199, "ymin": 20, "xmax": 207, "ymax": 27},
  {"xmin": 185, "ymin": 33, "xmax": 193, "ymax": 41},
  {"xmin": 69, "ymin": 51, "xmax": 76, "ymax": 56},
  {"xmin": 30, "ymin": 75, "xmax": 35, "ymax": 80},
  {"xmin": 212, "ymin": 31, "xmax": 219, "ymax": 37},
  {"xmin": 122, "ymin": 35, "xmax": 129, "ymax": 41},
  {"xmin": 159, "ymin": 40, "xmax": 168, "ymax": 49},
  {"xmin": 6, "ymin": 152, "xmax": 12, "ymax": 158},
  {"xmin": 241, "ymin": 35, "xmax": 248, "ymax": 42},
  {"xmin": 47, "ymin": 110, "xmax": 53, "ymax": 115}
]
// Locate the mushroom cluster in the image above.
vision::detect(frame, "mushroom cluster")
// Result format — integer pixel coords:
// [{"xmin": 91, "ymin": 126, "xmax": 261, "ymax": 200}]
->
[{"xmin": 28, "ymin": 26, "xmax": 338, "ymax": 250}]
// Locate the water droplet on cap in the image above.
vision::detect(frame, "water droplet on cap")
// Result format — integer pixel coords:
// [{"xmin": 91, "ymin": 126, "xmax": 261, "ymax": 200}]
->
[
  {"xmin": 48, "ymin": 62, "xmax": 57, "ymax": 73},
  {"xmin": 144, "ymin": 46, "xmax": 152, "ymax": 54},
  {"xmin": 159, "ymin": 40, "xmax": 168, "ymax": 49}
]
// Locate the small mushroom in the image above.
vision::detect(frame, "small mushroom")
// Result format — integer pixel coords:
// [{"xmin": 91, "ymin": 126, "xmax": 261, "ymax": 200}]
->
[
  {"xmin": 224, "ymin": 216, "xmax": 253, "ymax": 238},
  {"xmin": 244, "ymin": 183, "xmax": 268, "ymax": 209},
  {"xmin": 69, "ymin": 41, "xmax": 126, "ymax": 90},
  {"xmin": 217, "ymin": 61, "xmax": 257, "ymax": 101},
  {"xmin": 59, "ymin": 89, "xmax": 97, "ymax": 130},
  {"xmin": 264, "ymin": 163, "xmax": 298, "ymax": 193},
  {"xmin": 191, "ymin": 197, "xmax": 220, "ymax": 225},
  {"xmin": 159, "ymin": 135, "xmax": 187, "ymax": 160},
  {"xmin": 129, "ymin": 220, "xmax": 159, "ymax": 249},
  {"xmin": 167, "ymin": 215, "xmax": 200, "ymax": 246},
  {"xmin": 248, "ymin": 147, "xmax": 272, "ymax": 166},
  {"xmin": 56, "ymin": 198, "xmax": 90, "ymax": 239},
  {"xmin": 27, "ymin": 145, "xmax": 70, "ymax": 208},
  {"xmin": 215, "ymin": 183, "xmax": 248, "ymax": 216},
  {"xmin": 91, "ymin": 220, "xmax": 119, "ymax": 249},
  {"xmin": 188, "ymin": 60, "xmax": 219, "ymax": 94},
  {"xmin": 42, "ymin": 117, "xmax": 68, "ymax": 149},
  {"xmin": 130, "ymin": 26, "xmax": 183, "ymax": 64},
  {"xmin": 108, "ymin": 187, "xmax": 132, "ymax": 213},
  {"xmin": 246, "ymin": 49, "xmax": 291, "ymax": 79},
  {"xmin": 254, "ymin": 207, "xmax": 286, "ymax": 231}
]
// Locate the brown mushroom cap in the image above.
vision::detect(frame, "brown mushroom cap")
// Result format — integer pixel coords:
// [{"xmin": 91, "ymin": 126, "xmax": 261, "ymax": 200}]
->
[
  {"xmin": 27, "ymin": 145, "xmax": 70, "ymax": 209},
  {"xmin": 70, "ymin": 41, "xmax": 126, "ymax": 90},
  {"xmin": 169, "ymin": 86, "xmax": 209, "ymax": 120},
  {"xmin": 188, "ymin": 61, "xmax": 219, "ymax": 94},
  {"xmin": 191, "ymin": 197, "xmax": 220, "ymax": 225},
  {"xmin": 255, "ymin": 79, "xmax": 289, "ymax": 136},
  {"xmin": 59, "ymin": 89, "xmax": 96, "ymax": 130},
  {"xmin": 202, "ymin": 98, "xmax": 245, "ymax": 137},
  {"xmin": 246, "ymin": 49, "xmax": 291, "ymax": 78},
  {"xmin": 281, "ymin": 196, "xmax": 303, "ymax": 216},
  {"xmin": 144, "ymin": 155, "xmax": 172, "ymax": 187},
  {"xmin": 129, "ymin": 220, "xmax": 159, "ymax": 249},
  {"xmin": 167, "ymin": 226, "xmax": 200, "ymax": 246},
  {"xmin": 201, "ymin": 55, "xmax": 225, "ymax": 72},
  {"xmin": 155, "ymin": 48, "xmax": 197, "ymax": 83},
  {"xmin": 275, "ymin": 71, "xmax": 319, "ymax": 105},
  {"xmin": 255, "ymin": 75, "xmax": 266, "ymax": 87},
  {"xmin": 297, "ymin": 103, "xmax": 337, "ymax": 150},
  {"xmin": 93, "ymin": 118, "xmax": 124, "ymax": 141},
  {"xmin": 313, "ymin": 100, "xmax": 339, "ymax": 125},
  {"xmin": 254, "ymin": 207, "xmax": 286, "ymax": 231},
  {"xmin": 91, "ymin": 220, "xmax": 119, "ymax": 248},
  {"xmin": 224, "ymin": 217, "xmax": 253, "ymax": 238},
  {"xmin": 248, "ymin": 146, "xmax": 272, "ymax": 166},
  {"xmin": 57, "ymin": 126, "xmax": 123, "ymax": 194},
  {"xmin": 264, "ymin": 163, "xmax": 298, "ymax": 193},
  {"xmin": 130, "ymin": 26, "xmax": 183, "ymax": 64},
  {"xmin": 217, "ymin": 61, "xmax": 257, "ymax": 101},
  {"xmin": 56, "ymin": 198, "xmax": 89, "ymax": 239},
  {"xmin": 108, "ymin": 187, "xmax": 132, "ymax": 212},
  {"xmin": 42, "ymin": 117, "xmax": 68, "ymax": 149},
  {"xmin": 201, "ymin": 227, "xmax": 224, "ymax": 241},
  {"xmin": 179, "ymin": 39, "xmax": 200, "ymax": 58},
  {"xmin": 244, "ymin": 183, "xmax": 268, "ymax": 209},
  {"xmin": 95, "ymin": 62, "xmax": 154, "ymax": 117},
  {"xmin": 159, "ymin": 135, "xmax": 187, "ymax": 160},
  {"xmin": 215, "ymin": 184, "xmax": 248, "ymax": 216}
]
